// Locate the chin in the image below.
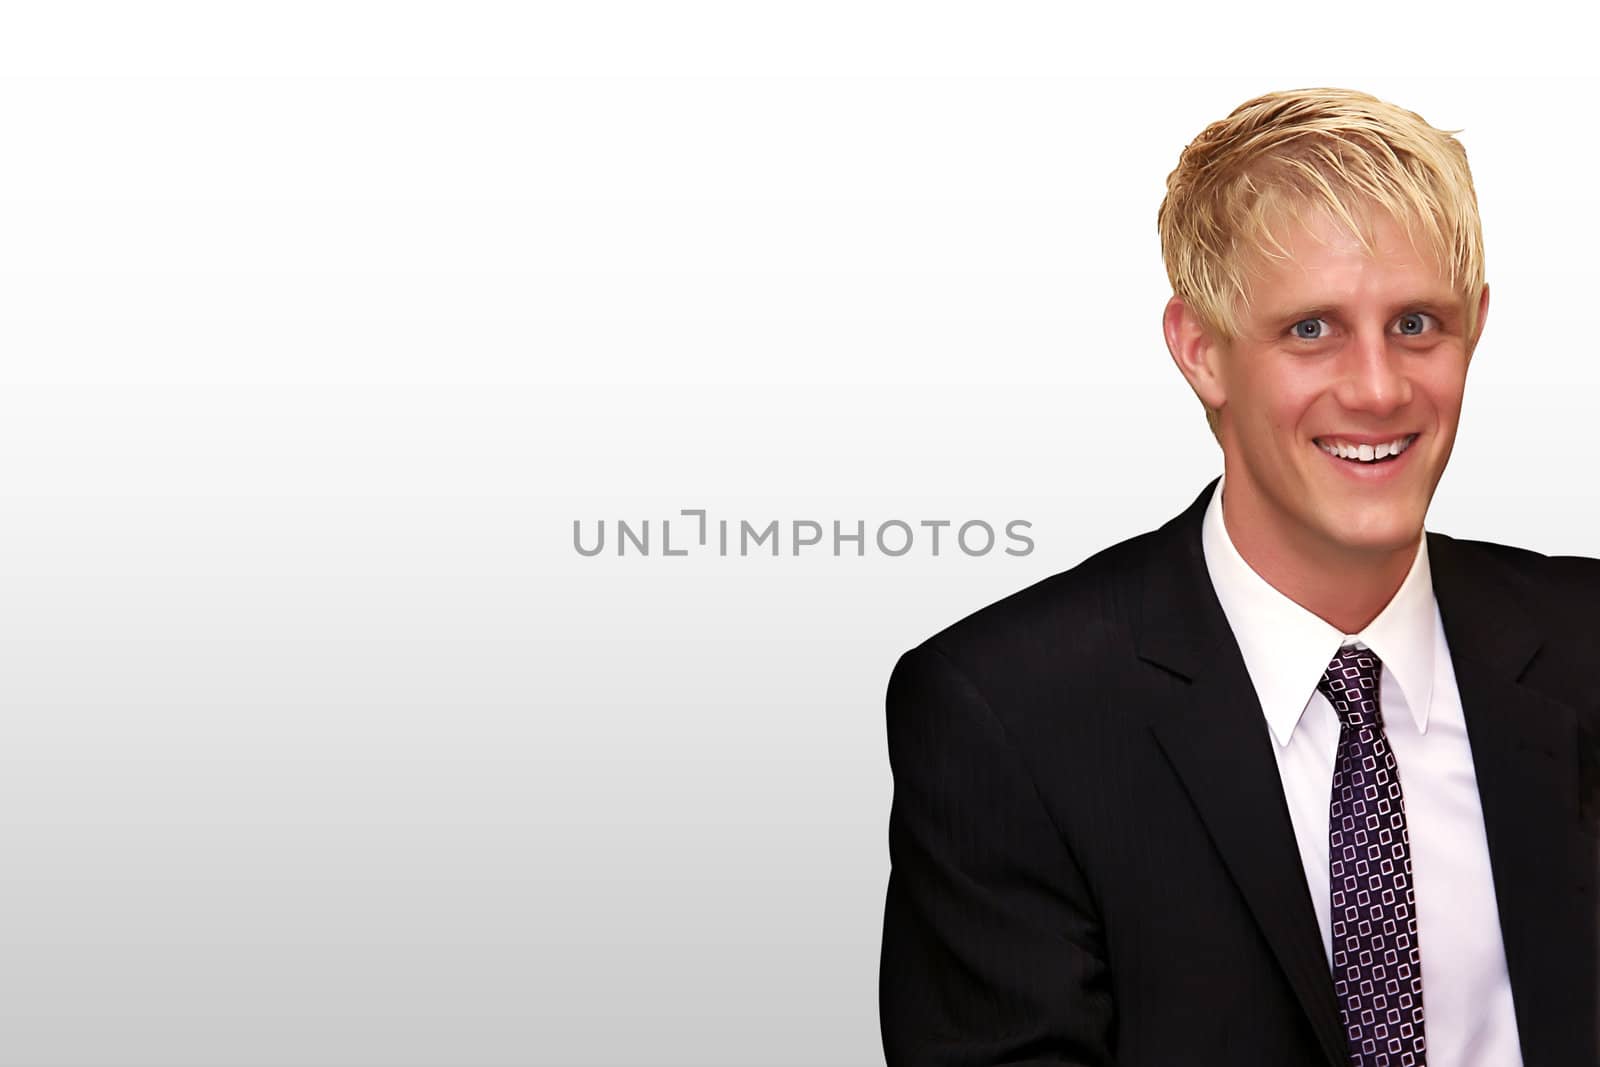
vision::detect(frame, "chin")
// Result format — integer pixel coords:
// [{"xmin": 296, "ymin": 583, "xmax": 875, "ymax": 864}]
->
[{"xmin": 1317, "ymin": 512, "xmax": 1424, "ymax": 555}]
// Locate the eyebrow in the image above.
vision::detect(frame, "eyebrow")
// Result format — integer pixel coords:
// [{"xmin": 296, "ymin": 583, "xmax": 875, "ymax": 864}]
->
[{"xmin": 1262, "ymin": 298, "xmax": 1464, "ymax": 326}]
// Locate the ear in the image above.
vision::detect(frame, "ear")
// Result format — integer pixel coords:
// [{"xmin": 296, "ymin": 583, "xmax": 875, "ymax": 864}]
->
[
  {"xmin": 1163, "ymin": 295, "xmax": 1228, "ymax": 412},
  {"xmin": 1465, "ymin": 283, "xmax": 1490, "ymax": 365}
]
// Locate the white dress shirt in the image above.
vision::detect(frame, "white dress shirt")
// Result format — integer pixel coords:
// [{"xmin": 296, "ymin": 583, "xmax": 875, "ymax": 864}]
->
[{"xmin": 1199, "ymin": 476, "xmax": 1523, "ymax": 1066}]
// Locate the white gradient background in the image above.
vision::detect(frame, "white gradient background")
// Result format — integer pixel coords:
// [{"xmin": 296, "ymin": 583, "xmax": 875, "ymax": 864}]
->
[{"xmin": 2, "ymin": 4, "xmax": 1598, "ymax": 1065}]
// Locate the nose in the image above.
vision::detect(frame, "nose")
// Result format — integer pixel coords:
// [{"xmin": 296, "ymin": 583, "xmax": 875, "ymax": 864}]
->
[{"xmin": 1335, "ymin": 328, "xmax": 1412, "ymax": 417}]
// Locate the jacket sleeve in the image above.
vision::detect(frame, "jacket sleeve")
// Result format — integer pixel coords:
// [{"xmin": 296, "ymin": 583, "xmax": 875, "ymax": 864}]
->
[{"xmin": 879, "ymin": 642, "xmax": 1115, "ymax": 1066}]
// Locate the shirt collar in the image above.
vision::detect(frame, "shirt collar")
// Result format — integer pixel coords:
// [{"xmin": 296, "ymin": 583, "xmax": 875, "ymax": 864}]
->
[{"xmin": 1199, "ymin": 475, "xmax": 1436, "ymax": 746}]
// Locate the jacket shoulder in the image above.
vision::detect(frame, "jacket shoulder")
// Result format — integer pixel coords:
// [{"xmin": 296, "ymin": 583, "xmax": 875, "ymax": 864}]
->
[
  {"xmin": 904, "ymin": 524, "xmax": 1159, "ymax": 687},
  {"xmin": 1431, "ymin": 532, "xmax": 1600, "ymax": 610}
]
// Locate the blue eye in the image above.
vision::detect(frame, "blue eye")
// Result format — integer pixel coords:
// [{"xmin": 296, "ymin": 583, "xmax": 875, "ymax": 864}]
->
[
  {"xmin": 1291, "ymin": 318, "xmax": 1329, "ymax": 340},
  {"xmin": 1395, "ymin": 312, "xmax": 1435, "ymax": 335}
]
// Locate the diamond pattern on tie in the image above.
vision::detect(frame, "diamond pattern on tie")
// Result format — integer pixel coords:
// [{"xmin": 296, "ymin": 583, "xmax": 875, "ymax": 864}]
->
[{"xmin": 1320, "ymin": 644, "xmax": 1426, "ymax": 1066}]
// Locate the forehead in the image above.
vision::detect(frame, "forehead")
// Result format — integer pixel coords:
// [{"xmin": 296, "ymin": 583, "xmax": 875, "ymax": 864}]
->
[{"xmin": 1237, "ymin": 202, "xmax": 1461, "ymax": 319}]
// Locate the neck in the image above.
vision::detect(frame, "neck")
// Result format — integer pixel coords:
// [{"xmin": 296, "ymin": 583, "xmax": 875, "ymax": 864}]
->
[{"xmin": 1220, "ymin": 487, "xmax": 1419, "ymax": 634}]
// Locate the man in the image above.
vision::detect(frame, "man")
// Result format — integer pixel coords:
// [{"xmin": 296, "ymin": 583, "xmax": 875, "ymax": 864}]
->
[{"xmin": 879, "ymin": 88, "xmax": 1599, "ymax": 1066}]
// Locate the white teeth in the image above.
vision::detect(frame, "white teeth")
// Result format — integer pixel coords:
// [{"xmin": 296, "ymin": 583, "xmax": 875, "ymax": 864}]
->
[{"xmin": 1316, "ymin": 434, "xmax": 1416, "ymax": 463}]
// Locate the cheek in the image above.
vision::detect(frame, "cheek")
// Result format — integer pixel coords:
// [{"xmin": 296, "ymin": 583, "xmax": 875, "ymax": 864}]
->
[
  {"xmin": 1235, "ymin": 397, "xmax": 1314, "ymax": 447},
  {"xmin": 1222, "ymin": 358, "xmax": 1322, "ymax": 444},
  {"xmin": 1413, "ymin": 367, "xmax": 1468, "ymax": 421},
  {"xmin": 1266, "ymin": 390, "xmax": 1323, "ymax": 436}
]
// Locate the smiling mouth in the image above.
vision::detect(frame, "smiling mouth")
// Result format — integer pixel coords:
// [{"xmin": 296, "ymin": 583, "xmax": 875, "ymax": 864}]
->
[{"xmin": 1314, "ymin": 433, "xmax": 1418, "ymax": 464}]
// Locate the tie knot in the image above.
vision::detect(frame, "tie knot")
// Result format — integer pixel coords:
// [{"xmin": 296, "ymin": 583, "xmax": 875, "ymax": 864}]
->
[{"xmin": 1316, "ymin": 644, "xmax": 1384, "ymax": 729}]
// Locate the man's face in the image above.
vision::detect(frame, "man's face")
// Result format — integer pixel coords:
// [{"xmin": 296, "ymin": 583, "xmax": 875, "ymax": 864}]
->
[{"xmin": 1200, "ymin": 207, "xmax": 1487, "ymax": 570}]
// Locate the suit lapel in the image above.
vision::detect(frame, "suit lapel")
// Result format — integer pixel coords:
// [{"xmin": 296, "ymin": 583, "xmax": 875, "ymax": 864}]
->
[
  {"xmin": 1428, "ymin": 533, "xmax": 1596, "ymax": 1066},
  {"xmin": 1138, "ymin": 481, "xmax": 1349, "ymax": 1067}
]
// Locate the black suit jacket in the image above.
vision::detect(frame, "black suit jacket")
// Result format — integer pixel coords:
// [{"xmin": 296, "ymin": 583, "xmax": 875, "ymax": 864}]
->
[{"xmin": 880, "ymin": 479, "xmax": 1599, "ymax": 1066}]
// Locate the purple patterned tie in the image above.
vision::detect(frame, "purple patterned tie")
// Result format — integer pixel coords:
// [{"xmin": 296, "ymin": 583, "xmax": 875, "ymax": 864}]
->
[{"xmin": 1319, "ymin": 643, "xmax": 1426, "ymax": 1066}]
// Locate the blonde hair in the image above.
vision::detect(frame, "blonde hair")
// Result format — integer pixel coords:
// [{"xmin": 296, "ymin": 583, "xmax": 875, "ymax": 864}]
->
[{"xmin": 1157, "ymin": 88, "xmax": 1486, "ymax": 435}]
